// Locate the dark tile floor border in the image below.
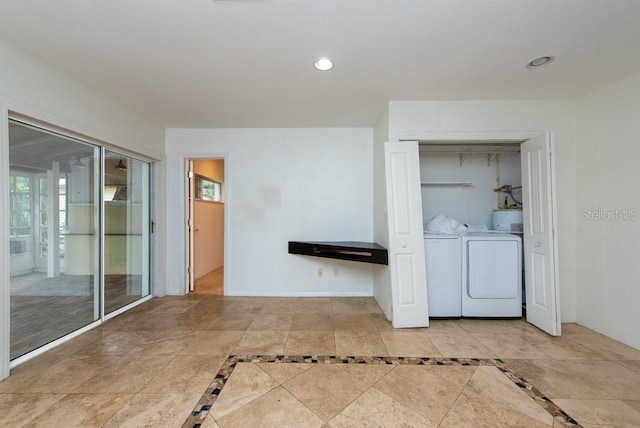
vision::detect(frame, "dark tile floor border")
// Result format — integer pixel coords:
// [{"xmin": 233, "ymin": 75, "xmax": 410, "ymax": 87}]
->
[{"xmin": 183, "ymin": 355, "xmax": 581, "ymax": 428}]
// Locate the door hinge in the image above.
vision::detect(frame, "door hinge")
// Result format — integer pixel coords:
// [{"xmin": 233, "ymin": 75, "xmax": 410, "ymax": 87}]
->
[
  {"xmin": 150, "ymin": 221, "xmax": 155, "ymax": 233},
  {"xmin": 188, "ymin": 171, "xmax": 194, "ymax": 179},
  {"xmin": 188, "ymin": 266, "xmax": 193, "ymax": 274},
  {"xmin": 188, "ymin": 218, "xmax": 193, "ymax": 227}
]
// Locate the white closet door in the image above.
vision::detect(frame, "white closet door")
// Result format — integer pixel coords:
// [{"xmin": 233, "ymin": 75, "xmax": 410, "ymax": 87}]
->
[
  {"xmin": 521, "ymin": 133, "xmax": 561, "ymax": 336},
  {"xmin": 384, "ymin": 141, "xmax": 428, "ymax": 328}
]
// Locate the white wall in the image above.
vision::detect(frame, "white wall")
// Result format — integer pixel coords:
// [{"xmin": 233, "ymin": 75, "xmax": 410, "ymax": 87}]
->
[
  {"xmin": 193, "ymin": 159, "xmax": 225, "ymax": 278},
  {"xmin": 372, "ymin": 107, "xmax": 392, "ymax": 319},
  {"xmin": 387, "ymin": 101, "xmax": 577, "ymax": 322},
  {"xmin": 575, "ymin": 71, "xmax": 640, "ymax": 349},
  {"xmin": 165, "ymin": 128, "xmax": 375, "ymax": 296},
  {"xmin": 420, "ymin": 152, "xmax": 521, "ymax": 227},
  {"xmin": 0, "ymin": 37, "xmax": 165, "ymax": 379}
]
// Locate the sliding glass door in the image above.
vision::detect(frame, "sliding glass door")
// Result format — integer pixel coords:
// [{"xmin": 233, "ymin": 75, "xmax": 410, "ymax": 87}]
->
[
  {"xmin": 8, "ymin": 120, "xmax": 152, "ymax": 361},
  {"xmin": 9, "ymin": 121, "xmax": 101, "ymax": 360},
  {"xmin": 103, "ymin": 151, "xmax": 150, "ymax": 315}
]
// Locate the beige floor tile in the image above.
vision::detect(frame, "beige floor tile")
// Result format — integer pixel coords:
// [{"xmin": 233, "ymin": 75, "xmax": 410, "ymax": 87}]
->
[
  {"xmin": 561, "ymin": 323, "xmax": 597, "ymax": 335},
  {"xmin": 370, "ymin": 313, "xmax": 396, "ymax": 331},
  {"xmin": 218, "ymin": 298, "xmax": 265, "ymax": 313},
  {"xmin": 257, "ymin": 362, "xmax": 314, "ymax": 383},
  {"xmin": 28, "ymin": 393, "xmax": 133, "ymax": 428},
  {"xmin": 457, "ymin": 318, "xmax": 540, "ymax": 335},
  {"xmin": 206, "ymin": 312, "xmax": 258, "ymax": 331},
  {"xmin": 429, "ymin": 332, "xmax": 497, "ymax": 358},
  {"xmin": 284, "ymin": 364, "xmax": 370, "ymax": 420},
  {"xmin": 524, "ymin": 334, "xmax": 603, "ymax": 360},
  {"xmin": 379, "ymin": 331, "xmax": 442, "ymax": 357},
  {"xmin": 217, "ymin": 386, "xmax": 325, "ymax": 428},
  {"xmin": 120, "ymin": 312, "xmax": 183, "ymax": 331},
  {"xmin": 78, "ymin": 355, "xmax": 173, "ymax": 393},
  {"xmin": 618, "ymin": 360, "xmax": 640, "ymax": 374},
  {"xmin": 285, "ymin": 331, "xmax": 336, "ymax": 355},
  {"xmin": 133, "ymin": 330, "xmax": 198, "ymax": 356},
  {"xmin": 374, "ymin": 365, "xmax": 476, "ymax": 424},
  {"xmin": 623, "ymin": 400, "xmax": 640, "ymax": 412},
  {"xmin": 366, "ymin": 298, "xmax": 384, "ymax": 314},
  {"xmin": 296, "ymin": 298, "xmax": 333, "ymax": 313},
  {"xmin": 472, "ymin": 333, "xmax": 550, "ymax": 359},
  {"xmin": 260, "ymin": 297, "xmax": 300, "ymax": 313},
  {"xmin": 248, "ymin": 313, "xmax": 295, "ymax": 331},
  {"xmin": 178, "ymin": 330, "xmax": 244, "ymax": 356},
  {"xmin": 0, "ymin": 393, "xmax": 67, "ymax": 427},
  {"xmin": 424, "ymin": 319, "xmax": 467, "ymax": 335},
  {"xmin": 331, "ymin": 298, "xmax": 370, "ymax": 314},
  {"xmin": 201, "ymin": 413, "xmax": 221, "ymax": 427},
  {"xmin": 333, "ymin": 313, "xmax": 376, "ymax": 331},
  {"xmin": 336, "ymin": 363, "xmax": 395, "ymax": 386},
  {"xmin": 139, "ymin": 355, "xmax": 226, "ymax": 394},
  {"xmin": 0, "ymin": 353, "xmax": 66, "ymax": 393},
  {"xmin": 47, "ymin": 330, "xmax": 111, "ymax": 355},
  {"xmin": 291, "ymin": 312, "xmax": 334, "ymax": 331},
  {"xmin": 504, "ymin": 359, "xmax": 614, "ymax": 400},
  {"xmin": 103, "ymin": 393, "xmax": 201, "ymax": 428},
  {"xmin": 10, "ymin": 356, "xmax": 108, "ymax": 393},
  {"xmin": 328, "ymin": 387, "xmax": 433, "ymax": 428},
  {"xmin": 211, "ymin": 363, "xmax": 280, "ymax": 420},
  {"xmin": 440, "ymin": 366, "xmax": 554, "ymax": 427},
  {"xmin": 73, "ymin": 331, "xmax": 147, "ymax": 357},
  {"xmin": 552, "ymin": 399, "xmax": 640, "ymax": 427},
  {"xmin": 173, "ymin": 310, "xmax": 220, "ymax": 330},
  {"xmin": 577, "ymin": 360, "xmax": 640, "ymax": 400},
  {"xmin": 334, "ymin": 331, "xmax": 388, "ymax": 356},
  {"xmin": 564, "ymin": 333, "xmax": 640, "ymax": 360},
  {"xmin": 234, "ymin": 331, "xmax": 289, "ymax": 355},
  {"xmin": 147, "ymin": 299, "xmax": 201, "ymax": 314}
]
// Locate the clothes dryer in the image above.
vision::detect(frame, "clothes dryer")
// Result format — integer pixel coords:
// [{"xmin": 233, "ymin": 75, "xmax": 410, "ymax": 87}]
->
[{"xmin": 461, "ymin": 232, "xmax": 522, "ymax": 317}]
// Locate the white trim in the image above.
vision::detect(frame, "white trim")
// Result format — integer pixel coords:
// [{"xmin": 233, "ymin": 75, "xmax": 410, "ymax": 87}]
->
[
  {"xmin": 1, "ymin": 104, "xmax": 10, "ymax": 380},
  {"xmin": 181, "ymin": 154, "xmax": 230, "ymax": 296},
  {"xmin": 392, "ymin": 131, "xmax": 541, "ymax": 143}
]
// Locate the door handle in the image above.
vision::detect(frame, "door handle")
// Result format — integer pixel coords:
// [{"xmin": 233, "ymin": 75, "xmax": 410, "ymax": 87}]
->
[
  {"xmin": 401, "ymin": 243, "xmax": 407, "ymax": 248},
  {"xmin": 535, "ymin": 241, "xmax": 541, "ymax": 248}
]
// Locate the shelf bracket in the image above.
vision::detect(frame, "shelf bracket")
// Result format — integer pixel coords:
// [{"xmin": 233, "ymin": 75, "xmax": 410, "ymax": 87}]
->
[{"xmin": 488, "ymin": 153, "xmax": 498, "ymax": 166}]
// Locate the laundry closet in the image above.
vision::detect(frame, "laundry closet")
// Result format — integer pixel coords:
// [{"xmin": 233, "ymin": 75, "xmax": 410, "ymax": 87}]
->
[{"xmin": 418, "ymin": 142, "xmax": 525, "ymax": 319}]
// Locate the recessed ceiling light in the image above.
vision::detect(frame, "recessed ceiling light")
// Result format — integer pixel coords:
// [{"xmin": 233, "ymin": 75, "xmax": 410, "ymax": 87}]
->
[
  {"xmin": 314, "ymin": 57, "xmax": 334, "ymax": 71},
  {"xmin": 527, "ymin": 56, "xmax": 554, "ymax": 69}
]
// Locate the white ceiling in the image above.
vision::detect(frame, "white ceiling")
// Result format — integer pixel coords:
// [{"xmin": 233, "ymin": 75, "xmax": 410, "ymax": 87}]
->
[{"xmin": 1, "ymin": 0, "xmax": 640, "ymax": 128}]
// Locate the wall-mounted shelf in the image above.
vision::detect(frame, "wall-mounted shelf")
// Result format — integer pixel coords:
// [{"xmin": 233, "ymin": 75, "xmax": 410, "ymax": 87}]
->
[
  {"xmin": 421, "ymin": 182, "xmax": 473, "ymax": 193},
  {"xmin": 288, "ymin": 241, "xmax": 388, "ymax": 265},
  {"xmin": 421, "ymin": 182, "xmax": 473, "ymax": 186}
]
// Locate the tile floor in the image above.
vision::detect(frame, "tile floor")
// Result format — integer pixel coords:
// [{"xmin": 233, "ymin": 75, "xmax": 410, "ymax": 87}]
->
[{"xmin": 1, "ymin": 294, "xmax": 639, "ymax": 427}]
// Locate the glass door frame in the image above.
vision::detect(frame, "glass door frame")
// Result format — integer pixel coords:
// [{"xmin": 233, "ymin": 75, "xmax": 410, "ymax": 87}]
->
[{"xmin": 2, "ymin": 113, "xmax": 156, "ymax": 376}]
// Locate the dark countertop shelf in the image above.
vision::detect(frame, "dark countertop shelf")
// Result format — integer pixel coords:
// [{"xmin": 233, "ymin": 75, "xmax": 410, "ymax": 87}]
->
[{"xmin": 288, "ymin": 241, "xmax": 388, "ymax": 265}]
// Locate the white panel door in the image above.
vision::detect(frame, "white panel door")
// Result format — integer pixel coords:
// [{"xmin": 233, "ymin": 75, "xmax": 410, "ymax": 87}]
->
[
  {"xmin": 186, "ymin": 160, "xmax": 195, "ymax": 292},
  {"xmin": 521, "ymin": 134, "xmax": 561, "ymax": 336},
  {"xmin": 384, "ymin": 141, "xmax": 428, "ymax": 328}
]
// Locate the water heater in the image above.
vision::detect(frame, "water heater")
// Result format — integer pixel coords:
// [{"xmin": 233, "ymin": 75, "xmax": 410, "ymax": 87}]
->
[{"xmin": 492, "ymin": 209, "xmax": 523, "ymax": 233}]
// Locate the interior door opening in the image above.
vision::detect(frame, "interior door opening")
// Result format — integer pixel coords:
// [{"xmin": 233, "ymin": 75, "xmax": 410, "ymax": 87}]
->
[{"xmin": 185, "ymin": 158, "xmax": 225, "ymax": 295}]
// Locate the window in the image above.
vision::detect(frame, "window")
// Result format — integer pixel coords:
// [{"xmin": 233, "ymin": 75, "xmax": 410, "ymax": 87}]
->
[
  {"xmin": 9, "ymin": 174, "xmax": 31, "ymax": 237},
  {"xmin": 195, "ymin": 175, "xmax": 222, "ymax": 202}
]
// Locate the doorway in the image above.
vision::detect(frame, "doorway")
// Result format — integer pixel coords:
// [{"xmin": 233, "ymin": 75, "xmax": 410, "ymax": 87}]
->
[
  {"xmin": 385, "ymin": 133, "xmax": 560, "ymax": 336},
  {"xmin": 185, "ymin": 158, "xmax": 225, "ymax": 295}
]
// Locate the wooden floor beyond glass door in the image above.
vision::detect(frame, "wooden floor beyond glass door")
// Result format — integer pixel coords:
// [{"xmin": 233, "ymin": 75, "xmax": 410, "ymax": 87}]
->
[{"xmin": 10, "ymin": 273, "xmax": 142, "ymax": 360}]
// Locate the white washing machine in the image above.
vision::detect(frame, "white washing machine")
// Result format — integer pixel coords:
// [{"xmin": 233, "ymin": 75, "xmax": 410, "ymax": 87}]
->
[
  {"xmin": 461, "ymin": 232, "xmax": 522, "ymax": 317},
  {"xmin": 424, "ymin": 232, "xmax": 462, "ymax": 317}
]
